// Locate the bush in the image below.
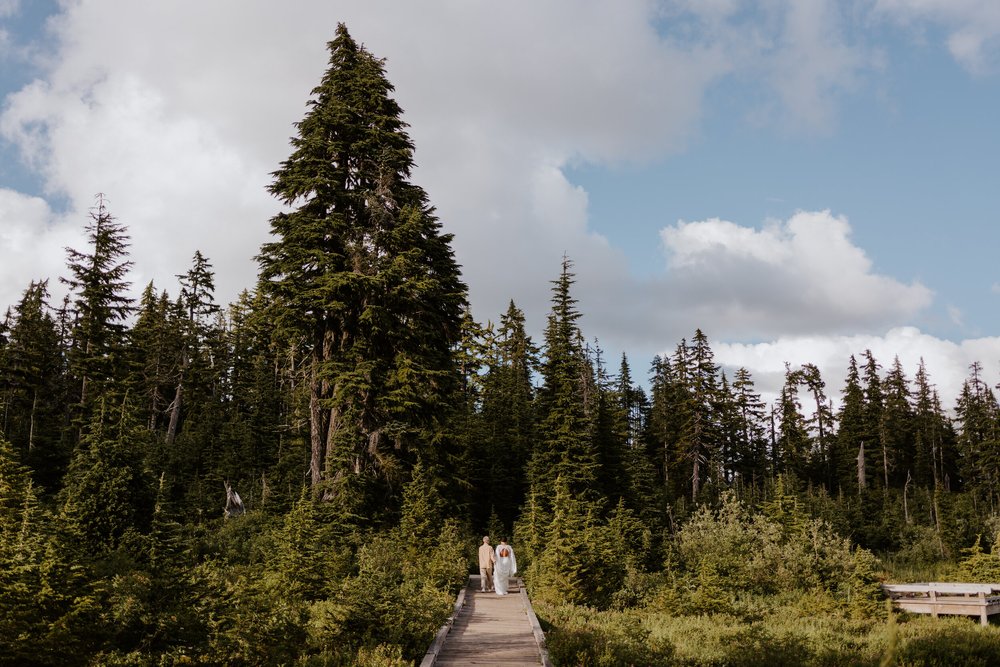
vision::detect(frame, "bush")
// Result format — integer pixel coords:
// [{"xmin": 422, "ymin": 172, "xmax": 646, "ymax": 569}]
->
[
  {"xmin": 955, "ymin": 534, "xmax": 1000, "ymax": 583},
  {"xmin": 539, "ymin": 604, "xmax": 674, "ymax": 667},
  {"xmin": 669, "ymin": 493, "xmax": 883, "ymax": 614},
  {"xmin": 896, "ymin": 620, "xmax": 1000, "ymax": 666}
]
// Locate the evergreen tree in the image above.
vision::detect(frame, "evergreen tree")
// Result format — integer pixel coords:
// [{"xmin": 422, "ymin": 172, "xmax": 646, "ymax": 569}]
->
[
  {"xmin": 860, "ymin": 350, "xmax": 886, "ymax": 488},
  {"xmin": 61, "ymin": 194, "xmax": 134, "ymax": 413},
  {"xmin": 59, "ymin": 396, "xmax": 153, "ymax": 556},
  {"xmin": 256, "ymin": 24, "xmax": 467, "ymax": 512},
  {"xmin": 528, "ymin": 257, "xmax": 599, "ymax": 510},
  {"xmin": 670, "ymin": 330, "xmax": 722, "ymax": 500},
  {"xmin": 955, "ymin": 361, "xmax": 1000, "ymax": 501},
  {"xmin": 477, "ymin": 301, "xmax": 538, "ymax": 529},
  {"xmin": 164, "ymin": 251, "xmax": 222, "ymax": 446},
  {"xmin": 912, "ymin": 359, "xmax": 954, "ymax": 489},
  {"xmin": 590, "ymin": 341, "xmax": 628, "ymax": 504},
  {"xmin": 835, "ymin": 355, "xmax": 866, "ymax": 494},
  {"xmin": 0, "ymin": 437, "xmax": 82, "ymax": 665},
  {"xmin": 646, "ymin": 353, "xmax": 686, "ymax": 497},
  {"xmin": 776, "ymin": 364, "xmax": 809, "ymax": 480},
  {"xmin": 616, "ymin": 354, "xmax": 659, "ymax": 520},
  {"xmin": 882, "ymin": 356, "xmax": 914, "ymax": 488},
  {"xmin": 126, "ymin": 283, "xmax": 178, "ymax": 433},
  {"xmin": 798, "ymin": 363, "xmax": 834, "ymax": 487},
  {"xmin": 729, "ymin": 367, "xmax": 768, "ymax": 487},
  {"xmin": 0, "ymin": 280, "xmax": 67, "ymax": 489}
]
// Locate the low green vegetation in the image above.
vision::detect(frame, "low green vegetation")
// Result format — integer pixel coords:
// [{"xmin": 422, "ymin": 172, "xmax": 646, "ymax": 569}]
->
[{"xmin": 533, "ymin": 494, "xmax": 1000, "ymax": 666}]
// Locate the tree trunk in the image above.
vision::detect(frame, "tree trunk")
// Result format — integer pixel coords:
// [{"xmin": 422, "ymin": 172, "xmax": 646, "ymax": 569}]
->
[
  {"xmin": 165, "ymin": 351, "xmax": 188, "ymax": 446},
  {"xmin": 165, "ymin": 382, "xmax": 182, "ymax": 445},
  {"xmin": 28, "ymin": 390, "xmax": 38, "ymax": 451},
  {"xmin": 903, "ymin": 470, "xmax": 912, "ymax": 524},
  {"xmin": 857, "ymin": 441, "xmax": 866, "ymax": 492},
  {"xmin": 309, "ymin": 352, "xmax": 324, "ymax": 488}
]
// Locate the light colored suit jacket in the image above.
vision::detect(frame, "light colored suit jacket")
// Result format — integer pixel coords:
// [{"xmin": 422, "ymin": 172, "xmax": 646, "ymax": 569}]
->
[{"xmin": 478, "ymin": 543, "xmax": 495, "ymax": 569}]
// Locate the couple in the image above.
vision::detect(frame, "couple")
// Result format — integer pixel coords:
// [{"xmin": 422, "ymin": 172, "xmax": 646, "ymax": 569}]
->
[{"xmin": 478, "ymin": 536, "xmax": 517, "ymax": 595}]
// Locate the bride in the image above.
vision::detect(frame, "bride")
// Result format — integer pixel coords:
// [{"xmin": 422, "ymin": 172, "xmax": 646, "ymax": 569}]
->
[{"xmin": 493, "ymin": 539, "xmax": 517, "ymax": 595}]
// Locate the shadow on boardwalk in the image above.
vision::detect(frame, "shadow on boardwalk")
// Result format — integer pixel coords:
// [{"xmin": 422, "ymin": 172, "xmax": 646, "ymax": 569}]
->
[{"xmin": 421, "ymin": 575, "xmax": 552, "ymax": 667}]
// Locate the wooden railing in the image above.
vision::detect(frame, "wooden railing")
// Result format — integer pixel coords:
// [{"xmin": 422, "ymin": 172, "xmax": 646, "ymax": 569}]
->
[{"xmin": 883, "ymin": 582, "xmax": 1000, "ymax": 626}]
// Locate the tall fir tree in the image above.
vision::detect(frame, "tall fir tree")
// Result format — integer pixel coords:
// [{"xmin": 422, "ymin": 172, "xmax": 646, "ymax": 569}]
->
[
  {"xmin": 256, "ymin": 24, "xmax": 467, "ymax": 513},
  {"xmin": 776, "ymin": 364, "xmax": 809, "ymax": 480},
  {"xmin": 836, "ymin": 355, "xmax": 866, "ymax": 494},
  {"xmin": 676, "ymin": 330, "xmax": 722, "ymax": 500},
  {"xmin": 798, "ymin": 363, "xmax": 833, "ymax": 487},
  {"xmin": 528, "ymin": 257, "xmax": 599, "ymax": 511},
  {"xmin": 729, "ymin": 366, "xmax": 768, "ymax": 488},
  {"xmin": 882, "ymin": 356, "xmax": 915, "ymax": 488},
  {"xmin": 860, "ymin": 350, "xmax": 886, "ymax": 488},
  {"xmin": 61, "ymin": 194, "xmax": 134, "ymax": 414},
  {"xmin": 955, "ymin": 361, "xmax": 1000, "ymax": 501},
  {"xmin": 477, "ymin": 301, "xmax": 538, "ymax": 530},
  {"xmin": 0, "ymin": 281, "xmax": 67, "ymax": 489}
]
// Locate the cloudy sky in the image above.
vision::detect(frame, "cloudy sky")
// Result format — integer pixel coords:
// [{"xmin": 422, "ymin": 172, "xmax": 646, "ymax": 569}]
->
[{"xmin": 2, "ymin": 0, "xmax": 1000, "ymax": 408}]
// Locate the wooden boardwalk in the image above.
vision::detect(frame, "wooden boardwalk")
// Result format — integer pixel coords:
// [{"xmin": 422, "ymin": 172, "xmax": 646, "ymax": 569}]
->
[{"xmin": 421, "ymin": 575, "xmax": 552, "ymax": 667}]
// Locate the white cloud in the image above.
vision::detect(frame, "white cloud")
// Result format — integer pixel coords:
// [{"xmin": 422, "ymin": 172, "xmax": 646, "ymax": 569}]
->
[
  {"xmin": 0, "ymin": 1, "xmax": 18, "ymax": 19},
  {"xmin": 0, "ymin": 188, "xmax": 80, "ymax": 304},
  {"xmin": 658, "ymin": 210, "xmax": 933, "ymax": 339},
  {"xmin": 716, "ymin": 326, "xmax": 1000, "ymax": 412},
  {"xmin": 875, "ymin": 0, "xmax": 1000, "ymax": 72},
  {"xmin": 660, "ymin": 0, "xmax": 879, "ymax": 132}
]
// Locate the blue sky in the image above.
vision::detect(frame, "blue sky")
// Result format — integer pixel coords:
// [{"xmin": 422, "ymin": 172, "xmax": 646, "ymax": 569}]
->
[{"xmin": 2, "ymin": 0, "xmax": 1000, "ymax": 406}]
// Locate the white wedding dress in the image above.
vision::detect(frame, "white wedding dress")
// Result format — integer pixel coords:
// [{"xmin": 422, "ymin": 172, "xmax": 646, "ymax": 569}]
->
[{"xmin": 493, "ymin": 544, "xmax": 517, "ymax": 595}]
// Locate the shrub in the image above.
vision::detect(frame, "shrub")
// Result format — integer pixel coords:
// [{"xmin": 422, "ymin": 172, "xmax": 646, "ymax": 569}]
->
[
  {"xmin": 955, "ymin": 534, "xmax": 1000, "ymax": 583},
  {"xmin": 896, "ymin": 620, "xmax": 1000, "ymax": 666},
  {"xmin": 539, "ymin": 604, "xmax": 674, "ymax": 667}
]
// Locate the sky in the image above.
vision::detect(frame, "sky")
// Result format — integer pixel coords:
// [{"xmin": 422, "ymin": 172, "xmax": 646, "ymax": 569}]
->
[{"xmin": 2, "ymin": 0, "xmax": 1000, "ymax": 409}]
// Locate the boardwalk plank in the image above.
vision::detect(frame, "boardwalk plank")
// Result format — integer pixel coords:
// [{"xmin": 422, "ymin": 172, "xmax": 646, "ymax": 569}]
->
[{"xmin": 424, "ymin": 576, "xmax": 549, "ymax": 667}]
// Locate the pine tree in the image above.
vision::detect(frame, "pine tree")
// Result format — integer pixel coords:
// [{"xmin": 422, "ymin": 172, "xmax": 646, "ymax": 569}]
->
[
  {"xmin": 256, "ymin": 24, "xmax": 467, "ymax": 512},
  {"xmin": 646, "ymin": 353, "xmax": 685, "ymax": 497},
  {"xmin": 913, "ymin": 359, "xmax": 953, "ymax": 489},
  {"xmin": 477, "ymin": 301, "xmax": 538, "ymax": 529},
  {"xmin": 776, "ymin": 364, "xmax": 809, "ymax": 480},
  {"xmin": 61, "ymin": 194, "xmax": 134, "ymax": 413},
  {"xmin": 616, "ymin": 354, "xmax": 659, "ymax": 520},
  {"xmin": 164, "ymin": 251, "xmax": 222, "ymax": 446},
  {"xmin": 60, "ymin": 395, "xmax": 153, "ymax": 556},
  {"xmin": 528, "ymin": 257, "xmax": 599, "ymax": 510},
  {"xmin": 882, "ymin": 356, "xmax": 914, "ymax": 488},
  {"xmin": 798, "ymin": 363, "xmax": 834, "ymax": 487},
  {"xmin": 729, "ymin": 367, "xmax": 768, "ymax": 487},
  {"xmin": 590, "ymin": 341, "xmax": 628, "ymax": 504},
  {"xmin": 0, "ymin": 280, "xmax": 67, "ymax": 489},
  {"xmin": 674, "ymin": 330, "xmax": 722, "ymax": 500},
  {"xmin": 835, "ymin": 355, "xmax": 866, "ymax": 494},
  {"xmin": 955, "ymin": 362, "xmax": 1000, "ymax": 502},
  {"xmin": 860, "ymin": 350, "xmax": 886, "ymax": 488},
  {"xmin": 126, "ymin": 283, "xmax": 179, "ymax": 433}
]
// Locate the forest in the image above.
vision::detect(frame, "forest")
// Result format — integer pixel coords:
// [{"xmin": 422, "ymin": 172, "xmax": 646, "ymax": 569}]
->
[{"xmin": 4, "ymin": 22, "xmax": 1000, "ymax": 667}]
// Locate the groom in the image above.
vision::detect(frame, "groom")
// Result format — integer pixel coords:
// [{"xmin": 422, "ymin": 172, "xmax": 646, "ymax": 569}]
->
[{"xmin": 478, "ymin": 536, "xmax": 495, "ymax": 592}]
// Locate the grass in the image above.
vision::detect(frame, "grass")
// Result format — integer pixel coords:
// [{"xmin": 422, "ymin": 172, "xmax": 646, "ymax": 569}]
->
[{"xmin": 535, "ymin": 590, "xmax": 1000, "ymax": 666}]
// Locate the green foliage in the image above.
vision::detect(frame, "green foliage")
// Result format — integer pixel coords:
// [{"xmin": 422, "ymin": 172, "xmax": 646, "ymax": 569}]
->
[
  {"xmin": 668, "ymin": 493, "xmax": 882, "ymax": 612},
  {"xmin": 257, "ymin": 22, "xmax": 467, "ymax": 511},
  {"xmin": 539, "ymin": 604, "xmax": 675, "ymax": 667},
  {"xmin": 956, "ymin": 534, "xmax": 1000, "ymax": 582},
  {"xmin": 896, "ymin": 620, "xmax": 1000, "ymax": 667},
  {"xmin": 59, "ymin": 396, "xmax": 153, "ymax": 556}
]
